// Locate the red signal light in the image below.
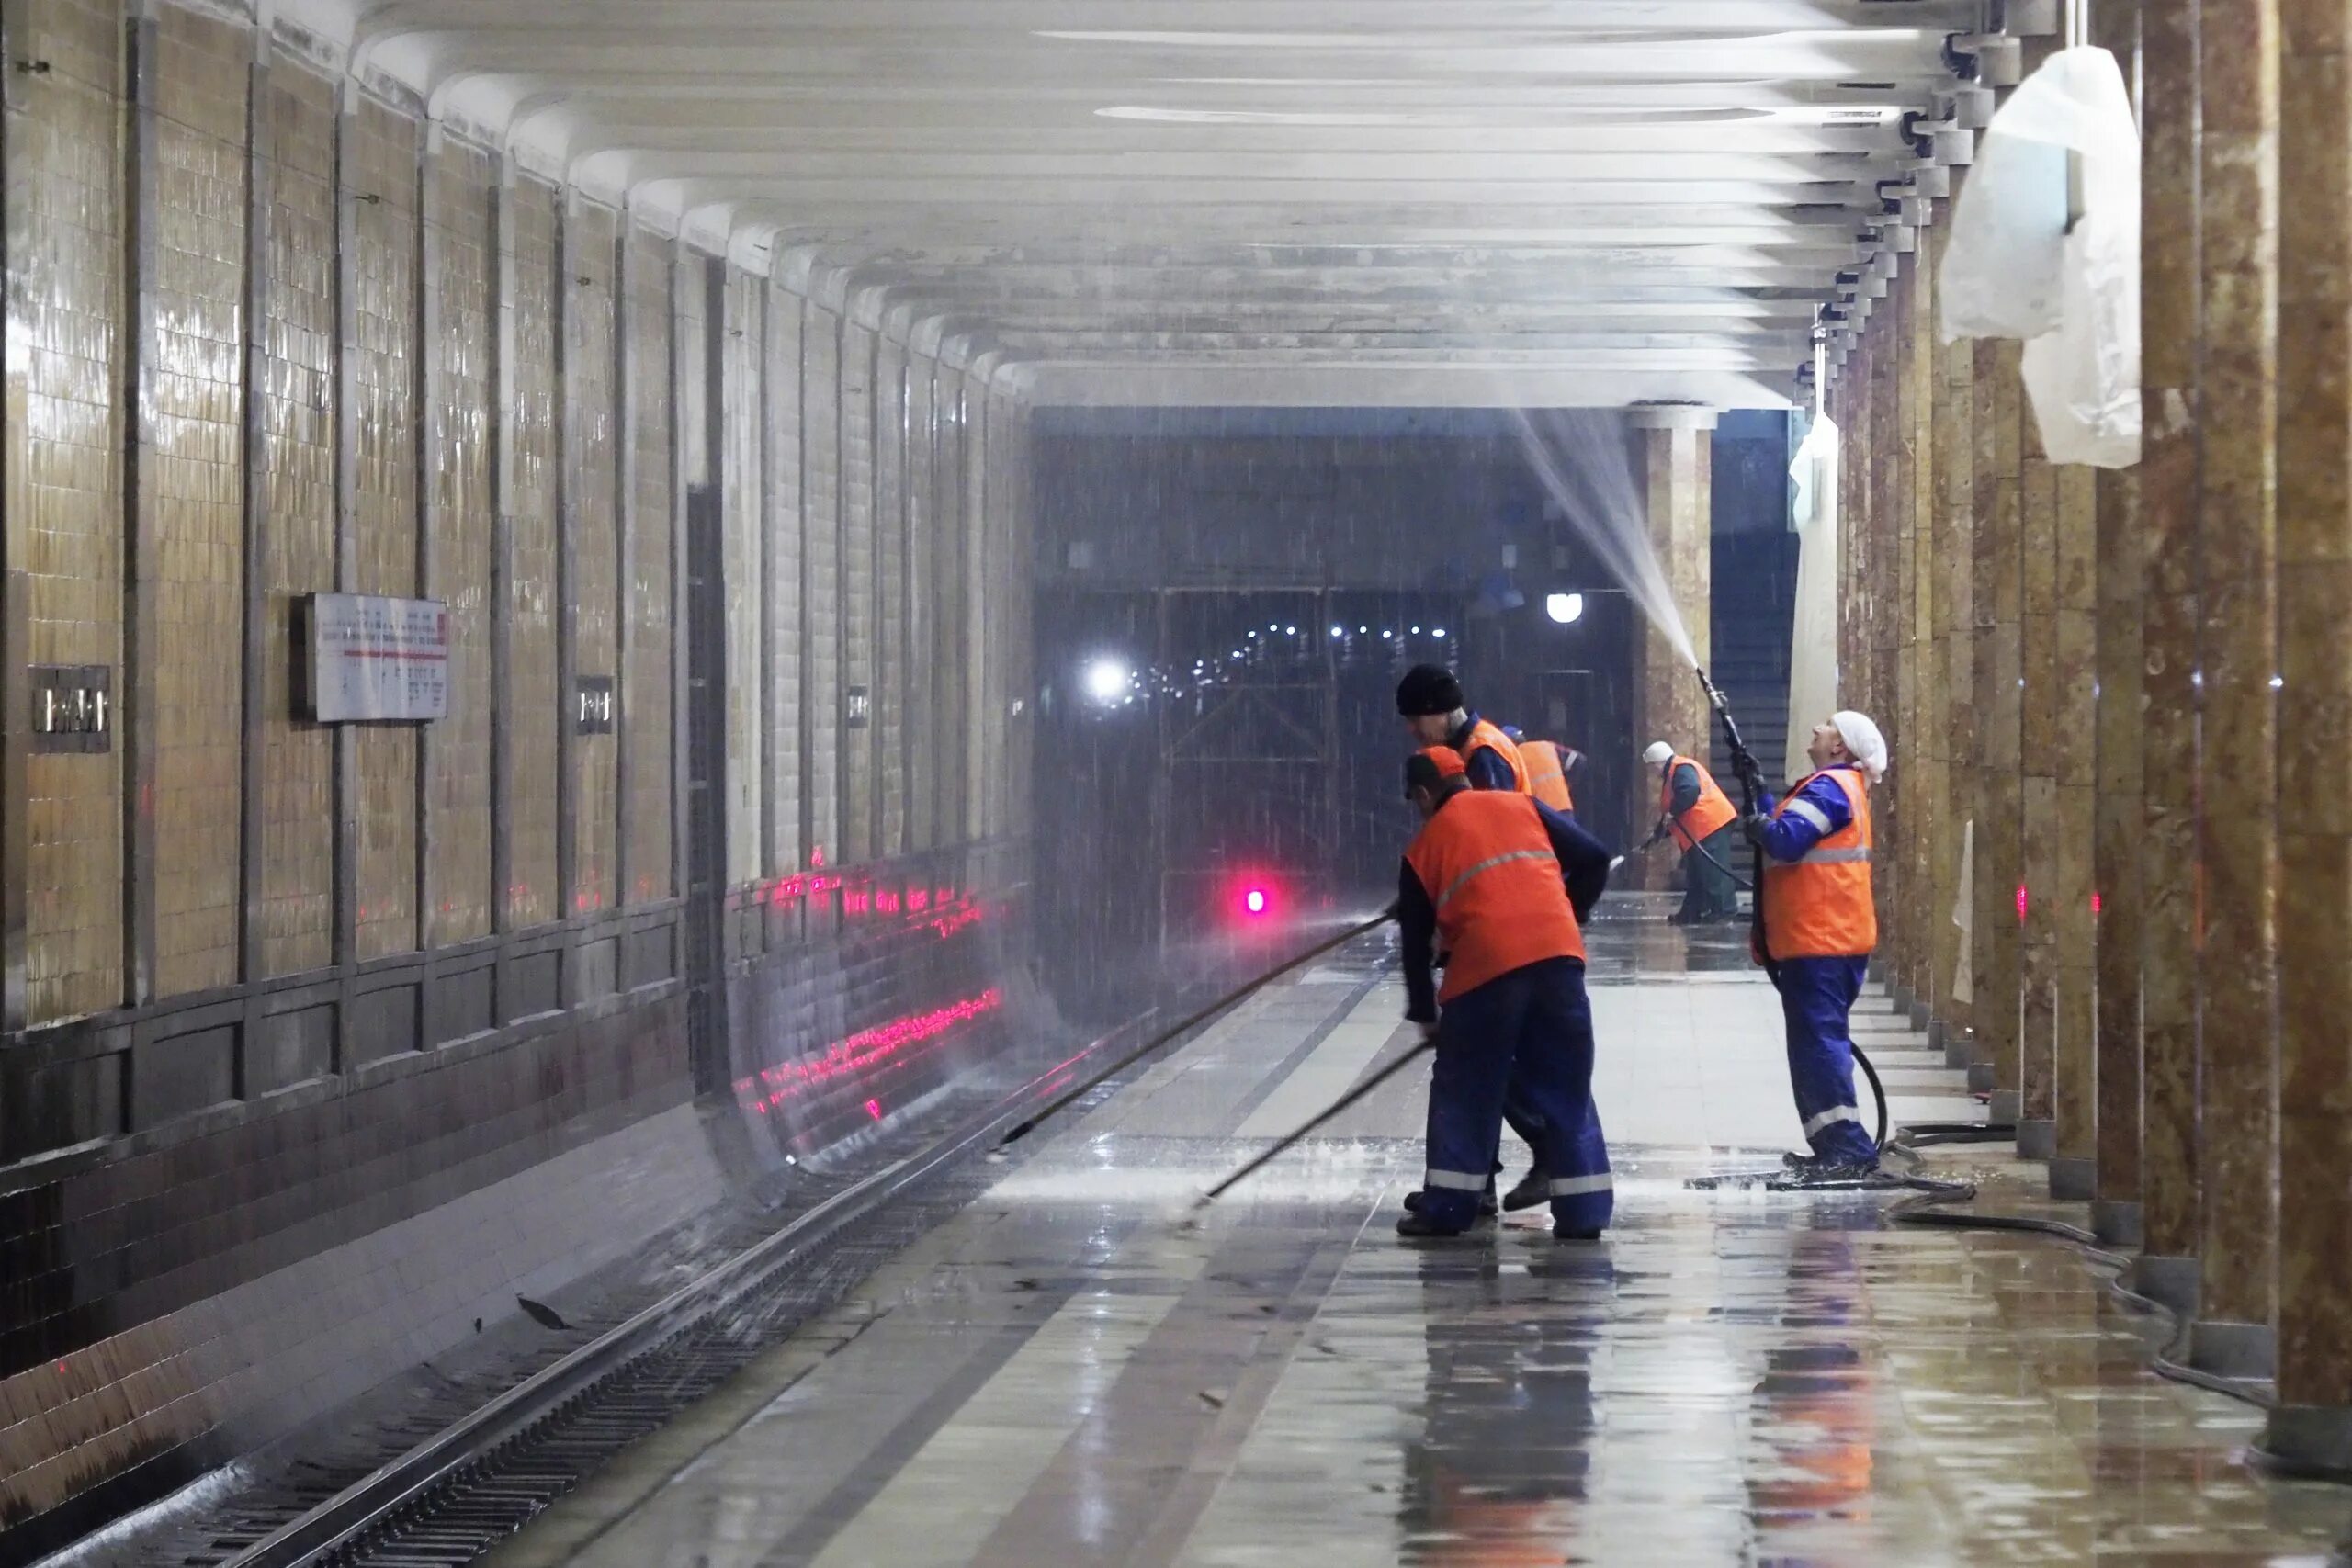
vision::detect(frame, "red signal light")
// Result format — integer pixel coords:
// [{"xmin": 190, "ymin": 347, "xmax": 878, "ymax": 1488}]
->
[{"xmin": 1244, "ymin": 887, "xmax": 1269, "ymax": 917}]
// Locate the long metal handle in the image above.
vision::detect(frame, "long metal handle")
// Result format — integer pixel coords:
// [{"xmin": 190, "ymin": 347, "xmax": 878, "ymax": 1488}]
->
[{"xmin": 1195, "ymin": 1036, "xmax": 1436, "ymax": 1206}]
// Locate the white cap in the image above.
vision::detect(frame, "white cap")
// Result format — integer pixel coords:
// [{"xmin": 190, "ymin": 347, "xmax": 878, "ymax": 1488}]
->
[
  {"xmin": 1832, "ymin": 710, "xmax": 1888, "ymax": 783},
  {"xmin": 1643, "ymin": 741, "xmax": 1674, "ymax": 767}
]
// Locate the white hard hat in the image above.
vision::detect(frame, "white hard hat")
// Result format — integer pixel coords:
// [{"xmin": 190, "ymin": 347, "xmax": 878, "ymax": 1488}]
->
[
  {"xmin": 1643, "ymin": 741, "xmax": 1674, "ymax": 767},
  {"xmin": 1832, "ymin": 710, "xmax": 1888, "ymax": 783}
]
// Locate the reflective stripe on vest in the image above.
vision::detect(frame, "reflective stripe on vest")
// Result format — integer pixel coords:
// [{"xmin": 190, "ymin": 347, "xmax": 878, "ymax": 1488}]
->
[
  {"xmin": 1521, "ymin": 739, "xmax": 1575, "ymax": 812},
  {"xmin": 1404, "ymin": 790, "xmax": 1584, "ymax": 1002},
  {"xmin": 1434, "ymin": 848, "xmax": 1556, "ymax": 912},
  {"xmin": 1463, "ymin": 718, "xmax": 1531, "ymax": 795},
  {"xmin": 1759, "ymin": 767, "xmax": 1878, "ymax": 961},
  {"xmin": 1660, "ymin": 755, "xmax": 1738, "ymax": 849}
]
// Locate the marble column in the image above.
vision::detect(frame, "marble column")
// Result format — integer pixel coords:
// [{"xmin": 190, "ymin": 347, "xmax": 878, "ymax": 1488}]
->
[
  {"xmin": 2188, "ymin": 0, "xmax": 2279, "ymax": 1380},
  {"xmin": 2093, "ymin": 442, "xmax": 2145, "ymax": 1237},
  {"xmin": 1973, "ymin": 339, "xmax": 2025, "ymax": 1110},
  {"xmin": 2089, "ymin": 0, "xmax": 2146, "ymax": 1251},
  {"xmin": 2018, "ymin": 389, "xmax": 2060, "ymax": 1161},
  {"xmin": 1893, "ymin": 265, "xmax": 1926, "ymax": 1003},
  {"xmin": 2050, "ymin": 462, "xmax": 2099, "ymax": 1195},
  {"xmin": 1872, "ymin": 297, "xmax": 1904, "ymax": 951},
  {"xmin": 2267, "ymin": 0, "xmax": 2352, "ymax": 1472},
  {"xmin": 1932, "ymin": 220, "xmax": 1975, "ymax": 1054},
  {"xmin": 2134, "ymin": 0, "xmax": 2206, "ymax": 1321},
  {"xmin": 1909, "ymin": 251, "xmax": 1943, "ymax": 1021},
  {"xmin": 1631, "ymin": 406, "xmax": 1715, "ymax": 888}
]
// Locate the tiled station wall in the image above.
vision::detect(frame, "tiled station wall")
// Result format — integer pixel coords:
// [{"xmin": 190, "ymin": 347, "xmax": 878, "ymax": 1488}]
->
[{"xmin": 0, "ymin": 1, "xmax": 1037, "ymax": 1554}]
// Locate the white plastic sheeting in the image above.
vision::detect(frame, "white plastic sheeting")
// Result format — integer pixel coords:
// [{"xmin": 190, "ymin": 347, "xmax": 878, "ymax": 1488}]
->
[
  {"xmin": 1784, "ymin": 412, "xmax": 1841, "ymax": 784},
  {"xmin": 1939, "ymin": 47, "xmax": 2142, "ymax": 468}
]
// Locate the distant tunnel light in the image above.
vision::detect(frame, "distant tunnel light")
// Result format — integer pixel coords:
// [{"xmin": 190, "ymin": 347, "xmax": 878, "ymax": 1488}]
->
[
  {"xmin": 1082, "ymin": 657, "xmax": 1131, "ymax": 705},
  {"xmin": 1546, "ymin": 592, "xmax": 1586, "ymax": 626}
]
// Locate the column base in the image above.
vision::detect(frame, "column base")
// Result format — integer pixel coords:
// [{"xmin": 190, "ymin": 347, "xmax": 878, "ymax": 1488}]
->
[
  {"xmin": 2263, "ymin": 1405, "xmax": 2352, "ymax": 1480},
  {"xmin": 2189, "ymin": 1319, "xmax": 2276, "ymax": 1382},
  {"xmin": 1945, "ymin": 1033, "xmax": 1973, "ymax": 1071},
  {"xmin": 2047, "ymin": 1156, "xmax": 2095, "ymax": 1201},
  {"xmin": 1927, "ymin": 1019, "xmax": 1946, "ymax": 1054},
  {"xmin": 2090, "ymin": 1199, "xmax": 2143, "ymax": 1248},
  {"xmin": 1989, "ymin": 1089, "xmax": 2023, "ymax": 1122},
  {"xmin": 1907, "ymin": 999, "xmax": 1930, "ymax": 1030},
  {"xmin": 1889, "ymin": 983, "xmax": 1915, "ymax": 1014},
  {"xmin": 1967, "ymin": 1063, "xmax": 1996, "ymax": 1093},
  {"xmin": 2132, "ymin": 1254, "xmax": 2200, "ymax": 1321},
  {"xmin": 2016, "ymin": 1119, "xmax": 2056, "ymax": 1161}
]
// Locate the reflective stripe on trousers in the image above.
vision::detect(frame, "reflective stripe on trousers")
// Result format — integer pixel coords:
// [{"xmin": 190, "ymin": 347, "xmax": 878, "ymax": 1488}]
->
[{"xmin": 1770, "ymin": 954, "xmax": 1878, "ymax": 1165}]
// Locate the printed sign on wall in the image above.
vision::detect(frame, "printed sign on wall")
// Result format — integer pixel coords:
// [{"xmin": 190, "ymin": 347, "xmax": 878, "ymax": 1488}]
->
[{"xmin": 307, "ymin": 593, "xmax": 450, "ymax": 722}]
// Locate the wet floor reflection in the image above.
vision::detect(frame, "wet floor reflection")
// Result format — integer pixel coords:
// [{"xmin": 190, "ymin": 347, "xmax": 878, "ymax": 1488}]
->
[{"xmin": 1398, "ymin": 1248, "xmax": 1606, "ymax": 1566}]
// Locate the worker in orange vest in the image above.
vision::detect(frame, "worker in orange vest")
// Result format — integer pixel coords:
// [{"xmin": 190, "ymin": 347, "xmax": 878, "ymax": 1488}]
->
[
  {"xmin": 1395, "ymin": 674, "xmax": 1582, "ymax": 1214},
  {"xmin": 1640, "ymin": 740, "xmax": 1741, "ymax": 925},
  {"xmin": 1396, "ymin": 664, "xmax": 1528, "ymax": 794},
  {"xmin": 1743, "ymin": 712, "xmax": 1887, "ymax": 1176},
  {"xmin": 1395, "ymin": 746, "xmax": 1614, "ymax": 1240},
  {"xmin": 1503, "ymin": 725, "xmax": 1579, "ymax": 819}
]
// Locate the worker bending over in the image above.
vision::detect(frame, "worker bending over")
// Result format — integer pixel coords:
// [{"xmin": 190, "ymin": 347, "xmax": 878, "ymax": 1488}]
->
[
  {"xmin": 1745, "ymin": 712, "xmax": 1887, "ymax": 1176},
  {"xmin": 1642, "ymin": 740, "xmax": 1741, "ymax": 925},
  {"xmin": 1504, "ymin": 725, "xmax": 1581, "ymax": 818},
  {"xmin": 1395, "ymin": 670, "xmax": 1566, "ymax": 1213},
  {"xmin": 1395, "ymin": 747, "xmax": 1615, "ymax": 1240},
  {"xmin": 1396, "ymin": 664, "xmax": 1528, "ymax": 793}
]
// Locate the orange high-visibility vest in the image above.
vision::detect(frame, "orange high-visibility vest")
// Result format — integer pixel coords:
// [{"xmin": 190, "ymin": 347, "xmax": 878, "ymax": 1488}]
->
[
  {"xmin": 1404, "ymin": 791, "xmax": 1585, "ymax": 1001},
  {"xmin": 1660, "ymin": 755, "xmax": 1737, "ymax": 849},
  {"xmin": 1461, "ymin": 718, "xmax": 1531, "ymax": 795},
  {"xmin": 1759, "ymin": 766, "xmax": 1877, "ymax": 961},
  {"xmin": 1521, "ymin": 739, "xmax": 1575, "ymax": 812}
]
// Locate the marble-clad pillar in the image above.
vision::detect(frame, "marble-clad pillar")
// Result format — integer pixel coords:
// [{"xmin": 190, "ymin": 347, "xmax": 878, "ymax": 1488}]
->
[
  {"xmin": 1894, "ymin": 265, "xmax": 1925, "ymax": 998},
  {"xmin": 2090, "ymin": 0, "xmax": 2147, "ymax": 1252},
  {"xmin": 2267, "ymin": 0, "xmax": 2352, "ymax": 1472},
  {"xmin": 1631, "ymin": 406, "xmax": 1715, "ymax": 885},
  {"xmin": 1973, "ymin": 339, "xmax": 2025, "ymax": 1111},
  {"xmin": 2050, "ymin": 461, "xmax": 2099, "ymax": 1195},
  {"xmin": 2018, "ymin": 403, "xmax": 2060, "ymax": 1159},
  {"xmin": 1933, "ymin": 230, "xmax": 1975, "ymax": 1052},
  {"xmin": 2189, "ymin": 0, "xmax": 2279, "ymax": 1380},
  {"xmin": 2134, "ymin": 0, "xmax": 2206, "ymax": 1320}
]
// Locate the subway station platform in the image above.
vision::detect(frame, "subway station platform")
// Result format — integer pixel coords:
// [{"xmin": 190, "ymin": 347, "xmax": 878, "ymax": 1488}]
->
[{"xmin": 477, "ymin": 919, "xmax": 2352, "ymax": 1568}]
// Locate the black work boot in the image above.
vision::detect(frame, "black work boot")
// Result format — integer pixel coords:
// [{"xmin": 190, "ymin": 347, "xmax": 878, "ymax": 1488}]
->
[
  {"xmin": 1396, "ymin": 1211, "xmax": 1478, "ymax": 1240},
  {"xmin": 1405, "ymin": 1183, "xmax": 1498, "ymax": 1217},
  {"xmin": 1501, "ymin": 1168, "xmax": 1550, "ymax": 1213},
  {"xmin": 1552, "ymin": 1224, "xmax": 1604, "ymax": 1242}
]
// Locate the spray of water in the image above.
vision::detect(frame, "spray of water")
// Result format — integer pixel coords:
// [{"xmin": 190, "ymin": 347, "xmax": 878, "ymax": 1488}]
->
[{"xmin": 1507, "ymin": 407, "xmax": 1700, "ymax": 673}]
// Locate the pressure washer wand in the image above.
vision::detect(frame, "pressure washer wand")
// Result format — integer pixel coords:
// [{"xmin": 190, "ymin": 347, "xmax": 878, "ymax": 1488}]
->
[{"xmin": 1695, "ymin": 666, "xmax": 1766, "ymax": 816}]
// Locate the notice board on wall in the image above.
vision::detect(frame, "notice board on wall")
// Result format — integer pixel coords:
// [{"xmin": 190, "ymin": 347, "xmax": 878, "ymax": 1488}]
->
[{"xmin": 305, "ymin": 593, "xmax": 450, "ymax": 722}]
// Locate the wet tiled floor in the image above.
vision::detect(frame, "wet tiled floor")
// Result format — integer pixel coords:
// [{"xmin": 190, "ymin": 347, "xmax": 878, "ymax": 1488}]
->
[{"xmin": 488, "ymin": 919, "xmax": 2352, "ymax": 1568}]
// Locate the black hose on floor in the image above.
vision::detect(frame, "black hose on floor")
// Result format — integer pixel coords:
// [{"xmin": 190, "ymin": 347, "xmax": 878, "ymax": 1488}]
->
[
  {"xmin": 1896, "ymin": 1122, "xmax": 2018, "ymax": 1148},
  {"xmin": 1855, "ymin": 1042, "xmax": 1890, "ymax": 1153},
  {"xmin": 1886, "ymin": 1184, "xmax": 2279, "ymax": 1416}
]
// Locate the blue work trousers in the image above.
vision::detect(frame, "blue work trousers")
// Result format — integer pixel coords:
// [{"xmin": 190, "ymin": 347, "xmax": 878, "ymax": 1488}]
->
[
  {"xmin": 1421, "ymin": 956, "xmax": 1613, "ymax": 1233},
  {"xmin": 1767, "ymin": 954, "xmax": 1879, "ymax": 1164}
]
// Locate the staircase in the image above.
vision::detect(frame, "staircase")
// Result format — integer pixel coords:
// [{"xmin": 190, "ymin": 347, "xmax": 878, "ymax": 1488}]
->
[{"xmin": 1707, "ymin": 528, "xmax": 1800, "ymax": 788}]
